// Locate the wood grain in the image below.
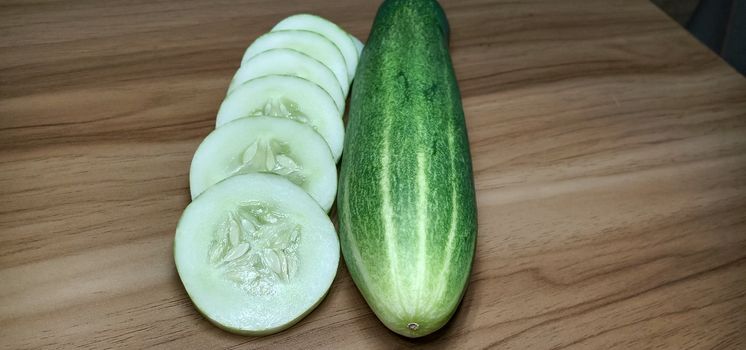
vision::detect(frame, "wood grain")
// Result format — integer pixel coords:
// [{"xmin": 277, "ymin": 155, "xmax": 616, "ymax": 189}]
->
[{"xmin": 2, "ymin": 0, "xmax": 746, "ymax": 348}]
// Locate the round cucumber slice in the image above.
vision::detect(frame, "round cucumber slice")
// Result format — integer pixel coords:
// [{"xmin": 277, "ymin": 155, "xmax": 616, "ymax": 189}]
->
[
  {"xmin": 216, "ymin": 74, "xmax": 344, "ymax": 161},
  {"xmin": 175, "ymin": 173, "xmax": 340, "ymax": 335},
  {"xmin": 190, "ymin": 116, "xmax": 337, "ymax": 211},
  {"xmin": 350, "ymin": 34, "xmax": 364, "ymax": 56},
  {"xmin": 242, "ymin": 30, "xmax": 350, "ymax": 95},
  {"xmin": 228, "ymin": 48, "xmax": 345, "ymax": 113},
  {"xmin": 272, "ymin": 14, "xmax": 359, "ymax": 80}
]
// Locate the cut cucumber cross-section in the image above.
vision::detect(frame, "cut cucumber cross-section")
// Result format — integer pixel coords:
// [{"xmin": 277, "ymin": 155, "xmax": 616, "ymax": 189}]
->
[
  {"xmin": 216, "ymin": 74, "xmax": 344, "ymax": 161},
  {"xmin": 190, "ymin": 116, "xmax": 337, "ymax": 211},
  {"xmin": 272, "ymin": 14, "xmax": 359, "ymax": 80},
  {"xmin": 350, "ymin": 34, "xmax": 364, "ymax": 56},
  {"xmin": 175, "ymin": 173, "xmax": 340, "ymax": 335},
  {"xmin": 242, "ymin": 30, "xmax": 350, "ymax": 95},
  {"xmin": 229, "ymin": 48, "xmax": 345, "ymax": 113}
]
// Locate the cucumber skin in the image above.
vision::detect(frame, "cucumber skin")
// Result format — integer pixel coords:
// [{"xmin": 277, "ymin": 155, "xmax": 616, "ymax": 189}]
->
[{"xmin": 338, "ymin": 0, "xmax": 476, "ymax": 338}]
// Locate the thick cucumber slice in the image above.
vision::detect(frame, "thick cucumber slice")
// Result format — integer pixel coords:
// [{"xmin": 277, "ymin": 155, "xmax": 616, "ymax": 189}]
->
[
  {"xmin": 350, "ymin": 34, "xmax": 364, "ymax": 56},
  {"xmin": 229, "ymin": 49, "xmax": 345, "ymax": 113},
  {"xmin": 190, "ymin": 116, "xmax": 337, "ymax": 211},
  {"xmin": 175, "ymin": 173, "xmax": 340, "ymax": 335},
  {"xmin": 216, "ymin": 75, "xmax": 344, "ymax": 161},
  {"xmin": 242, "ymin": 30, "xmax": 350, "ymax": 95},
  {"xmin": 272, "ymin": 14, "xmax": 359, "ymax": 80}
]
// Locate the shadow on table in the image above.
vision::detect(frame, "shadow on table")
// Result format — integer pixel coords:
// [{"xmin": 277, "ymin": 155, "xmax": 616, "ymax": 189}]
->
[{"xmin": 653, "ymin": 0, "xmax": 745, "ymax": 75}]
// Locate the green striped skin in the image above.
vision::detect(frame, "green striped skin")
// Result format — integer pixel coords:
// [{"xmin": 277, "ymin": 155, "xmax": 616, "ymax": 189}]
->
[{"xmin": 338, "ymin": 0, "xmax": 476, "ymax": 338}]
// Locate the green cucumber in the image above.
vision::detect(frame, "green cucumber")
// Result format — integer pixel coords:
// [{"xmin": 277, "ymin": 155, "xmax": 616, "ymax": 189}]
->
[
  {"xmin": 337, "ymin": 0, "xmax": 476, "ymax": 338},
  {"xmin": 175, "ymin": 173, "xmax": 340, "ymax": 335}
]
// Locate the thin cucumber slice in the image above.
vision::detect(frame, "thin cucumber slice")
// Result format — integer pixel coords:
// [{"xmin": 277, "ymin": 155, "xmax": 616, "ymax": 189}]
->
[
  {"xmin": 229, "ymin": 49, "xmax": 345, "ymax": 113},
  {"xmin": 216, "ymin": 75, "xmax": 344, "ymax": 161},
  {"xmin": 242, "ymin": 30, "xmax": 350, "ymax": 95},
  {"xmin": 350, "ymin": 34, "xmax": 364, "ymax": 56},
  {"xmin": 175, "ymin": 173, "xmax": 340, "ymax": 335},
  {"xmin": 190, "ymin": 116, "xmax": 337, "ymax": 211},
  {"xmin": 272, "ymin": 14, "xmax": 359, "ymax": 80}
]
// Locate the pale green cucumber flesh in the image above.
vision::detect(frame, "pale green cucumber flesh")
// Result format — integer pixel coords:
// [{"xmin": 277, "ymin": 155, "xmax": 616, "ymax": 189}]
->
[
  {"xmin": 190, "ymin": 116, "xmax": 337, "ymax": 211},
  {"xmin": 216, "ymin": 74, "xmax": 344, "ymax": 162},
  {"xmin": 175, "ymin": 173, "xmax": 340, "ymax": 335},
  {"xmin": 338, "ymin": 0, "xmax": 476, "ymax": 338},
  {"xmin": 242, "ymin": 30, "xmax": 349, "ymax": 95},
  {"xmin": 228, "ymin": 48, "xmax": 345, "ymax": 113},
  {"xmin": 272, "ymin": 14, "xmax": 359, "ymax": 79},
  {"xmin": 349, "ymin": 34, "xmax": 364, "ymax": 56}
]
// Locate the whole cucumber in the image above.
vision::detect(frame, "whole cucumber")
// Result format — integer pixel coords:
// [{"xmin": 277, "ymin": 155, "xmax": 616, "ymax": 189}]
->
[{"xmin": 338, "ymin": 0, "xmax": 477, "ymax": 338}]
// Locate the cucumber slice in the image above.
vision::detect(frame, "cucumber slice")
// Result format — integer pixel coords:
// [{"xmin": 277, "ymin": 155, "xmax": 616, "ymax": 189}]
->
[
  {"xmin": 272, "ymin": 14, "xmax": 359, "ymax": 80},
  {"xmin": 242, "ymin": 30, "xmax": 350, "ymax": 95},
  {"xmin": 175, "ymin": 173, "xmax": 340, "ymax": 335},
  {"xmin": 190, "ymin": 116, "xmax": 337, "ymax": 211},
  {"xmin": 350, "ymin": 34, "xmax": 364, "ymax": 56},
  {"xmin": 229, "ymin": 49, "xmax": 345, "ymax": 113},
  {"xmin": 216, "ymin": 75, "xmax": 344, "ymax": 161}
]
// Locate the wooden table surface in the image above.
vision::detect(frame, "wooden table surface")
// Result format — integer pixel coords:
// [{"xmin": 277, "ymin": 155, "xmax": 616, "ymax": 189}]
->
[{"xmin": 2, "ymin": 0, "xmax": 745, "ymax": 348}]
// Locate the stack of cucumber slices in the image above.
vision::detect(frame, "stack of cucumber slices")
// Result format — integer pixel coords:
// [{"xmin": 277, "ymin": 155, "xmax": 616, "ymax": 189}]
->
[{"xmin": 174, "ymin": 14, "xmax": 362, "ymax": 335}]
